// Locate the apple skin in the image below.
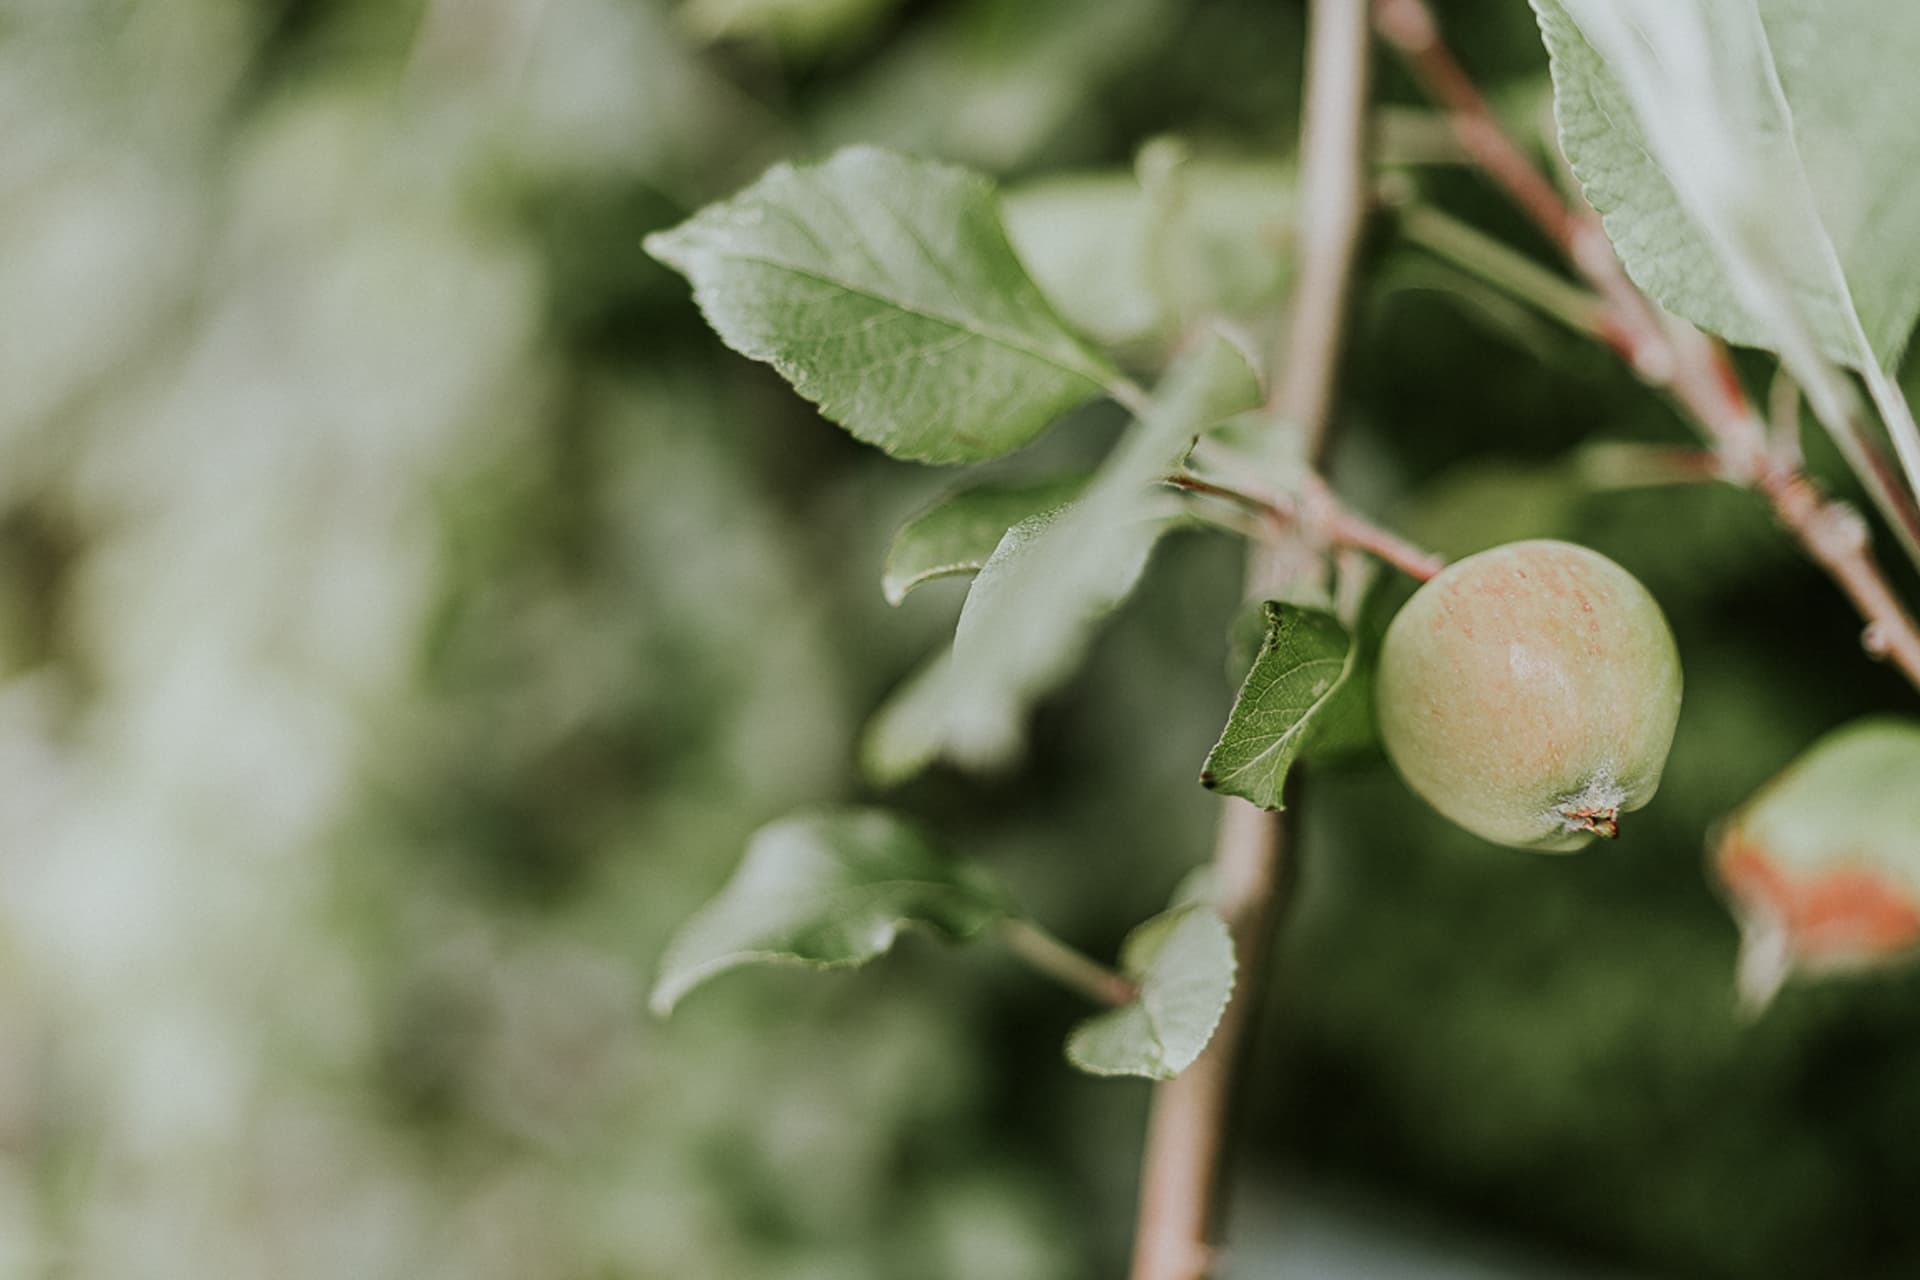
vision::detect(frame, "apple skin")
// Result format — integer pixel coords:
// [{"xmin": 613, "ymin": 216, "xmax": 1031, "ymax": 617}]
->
[
  {"xmin": 1713, "ymin": 718, "xmax": 1920, "ymax": 1007},
  {"xmin": 1376, "ymin": 540, "xmax": 1683, "ymax": 851}
]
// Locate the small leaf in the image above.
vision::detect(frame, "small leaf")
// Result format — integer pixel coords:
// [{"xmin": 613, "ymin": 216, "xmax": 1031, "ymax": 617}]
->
[
  {"xmin": 1065, "ymin": 905, "xmax": 1236, "ymax": 1080},
  {"xmin": 1200, "ymin": 603, "xmax": 1358, "ymax": 810},
  {"xmin": 882, "ymin": 475, "xmax": 1087, "ymax": 605},
  {"xmin": 869, "ymin": 332, "xmax": 1262, "ymax": 773},
  {"xmin": 1167, "ymin": 865, "xmax": 1220, "ymax": 910},
  {"xmin": 650, "ymin": 808, "xmax": 1011, "ymax": 1015},
  {"xmin": 644, "ymin": 146, "xmax": 1120, "ymax": 464}
]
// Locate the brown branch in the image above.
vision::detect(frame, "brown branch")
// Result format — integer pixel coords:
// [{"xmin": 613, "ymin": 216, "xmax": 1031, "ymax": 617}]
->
[
  {"xmin": 1754, "ymin": 470, "xmax": 1920, "ymax": 682},
  {"xmin": 1376, "ymin": 0, "xmax": 1920, "ymax": 695},
  {"xmin": 1131, "ymin": 803, "xmax": 1289, "ymax": 1280},
  {"xmin": 1128, "ymin": 2, "xmax": 1375, "ymax": 1278}
]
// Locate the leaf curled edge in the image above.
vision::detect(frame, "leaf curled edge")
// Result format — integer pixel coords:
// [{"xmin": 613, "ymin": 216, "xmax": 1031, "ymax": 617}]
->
[
  {"xmin": 881, "ymin": 475, "xmax": 1087, "ymax": 605},
  {"xmin": 650, "ymin": 807, "xmax": 1010, "ymax": 1016}
]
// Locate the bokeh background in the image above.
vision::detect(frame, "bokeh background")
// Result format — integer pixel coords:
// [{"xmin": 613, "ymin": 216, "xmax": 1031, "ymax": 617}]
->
[{"xmin": 6, "ymin": 0, "xmax": 1920, "ymax": 1276}]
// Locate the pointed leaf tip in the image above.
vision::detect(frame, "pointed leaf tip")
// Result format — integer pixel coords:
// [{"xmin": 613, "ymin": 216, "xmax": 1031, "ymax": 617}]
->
[{"xmin": 644, "ymin": 146, "xmax": 1119, "ymax": 464}]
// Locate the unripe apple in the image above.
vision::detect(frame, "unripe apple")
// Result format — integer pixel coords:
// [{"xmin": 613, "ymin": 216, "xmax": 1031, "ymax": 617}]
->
[
  {"xmin": 1713, "ymin": 718, "xmax": 1920, "ymax": 1009},
  {"xmin": 1376, "ymin": 539, "xmax": 1683, "ymax": 851}
]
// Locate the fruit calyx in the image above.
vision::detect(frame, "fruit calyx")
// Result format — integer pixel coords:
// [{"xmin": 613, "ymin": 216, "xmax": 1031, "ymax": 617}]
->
[
  {"xmin": 1560, "ymin": 807, "xmax": 1620, "ymax": 840},
  {"xmin": 1553, "ymin": 772, "xmax": 1627, "ymax": 840}
]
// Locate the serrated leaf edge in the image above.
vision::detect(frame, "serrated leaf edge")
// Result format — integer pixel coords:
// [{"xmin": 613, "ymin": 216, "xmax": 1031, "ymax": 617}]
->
[
  {"xmin": 1062, "ymin": 905, "xmax": 1237, "ymax": 1081},
  {"xmin": 641, "ymin": 146, "xmax": 1125, "ymax": 464}
]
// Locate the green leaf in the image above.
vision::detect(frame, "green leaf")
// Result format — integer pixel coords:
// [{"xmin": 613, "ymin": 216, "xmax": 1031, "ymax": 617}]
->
[
  {"xmin": 1533, "ymin": 0, "xmax": 1920, "ymax": 373},
  {"xmin": 1064, "ymin": 905, "xmax": 1236, "ymax": 1080},
  {"xmin": 650, "ymin": 808, "xmax": 1011, "ymax": 1015},
  {"xmin": 882, "ymin": 475, "xmax": 1087, "ymax": 605},
  {"xmin": 1000, "ymin": 153, "xmax": 1295, "ymax": 350},
  {"xmin": 866, "ymin": 332, "xmax": 1262, "ymax": 774},
  {"xmin": 1200, "ymin": 602, "xmax": 1358, "ymax": 810},
  {"xmin": 644, "ymin": 146, "xmax": 1120, "ymax": 464}
]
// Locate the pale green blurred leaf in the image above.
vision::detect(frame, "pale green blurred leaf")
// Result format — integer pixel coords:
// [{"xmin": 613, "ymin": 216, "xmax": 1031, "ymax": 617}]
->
[
  {"xmin": 817, "ymin": 0, "xmax": 1172, "ymax": 171},
  {"xmin": 1200, "ymin": 603, "xmax": 1356, "ymax": 810},
  {"xmin": 1001, "ymin": 174, "xmax": 1160, "ymax": 349},
  {"xmin": 1064, "ymin": 904, "xmax": 1235, "ymax": 1080},
  {"xmin": 882, "ymin": 475, "xmax": 1087, "ymax": 605},
  {"xmin": 861, "ymin": 651, "xmax": 952, "ymax": 786},
  {"xmin": 1001, "ymin": 154, "xmax": 1294, "ymax": 350},
  {"xmin": 651, "ymin": 808, "xmax": 1012, "ymax": 1015},
  {"xmin": 644, "ymin": 146, "xmax": 1119, "ymax": 464},
  {"xmin": 866, "ymin": 333, "xmax": 1261, "ymax": 774}
]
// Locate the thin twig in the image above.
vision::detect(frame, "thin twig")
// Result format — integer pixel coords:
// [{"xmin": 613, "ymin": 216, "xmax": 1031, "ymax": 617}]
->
[
  {"xmin": 1572, "ymin": 443, "xmax": 1725, "ymax": 490},
  {"xmin": 1162, "ymin": 471, "xmax": 1267, "ymax": 511},
  {"xmin": 1317, "ymin": 494, "xmax": 1446, "ymax": 581},
  {"xmin": 1373, "ymin": 0, "xmax": 1575, "ymax": 254},
  {"xmin": 1165, "ymin": 471, "xmax": 1444, "ymax": 582},
  {"xmin": 1753, "ymin": 471, "xmax": 1920, "ymax": 680},
  {"xmin": 1129, "ymin": 3, "xmax": 1375, "ymax": 1278},
  {"xmin": 999, "ymin": 919, "xmax": 1138, "ymax": 1006},
  {"xmin": 1372, "ymin": 105, "xmax": 1472, "ymax": 167},
  {"xmin": 1766, "ymin": 367, "xmax": 1803, "ymax": 466},
  {"xmin": 1376, "ymin": 0, "xmax": 1920, "ymax": 695},
  {"xmin": 1389, "ymin": 197, "xmax": 1606, "ymax": 340},
  {"xmin": 1113, "ymin": 377, "xmax": 1158, "ymax": 421}
]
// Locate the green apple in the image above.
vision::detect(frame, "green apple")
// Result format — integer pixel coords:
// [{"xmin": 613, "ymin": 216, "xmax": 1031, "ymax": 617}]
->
[{"xmin": 1376, "ymin": 540, "xmax": 1683, "ymax": 851}]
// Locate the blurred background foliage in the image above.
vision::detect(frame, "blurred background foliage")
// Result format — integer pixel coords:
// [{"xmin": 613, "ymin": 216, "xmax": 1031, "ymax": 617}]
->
[{"xmin": 4, "ymin": 0, "xmax": 1919, "ymax": 1276}]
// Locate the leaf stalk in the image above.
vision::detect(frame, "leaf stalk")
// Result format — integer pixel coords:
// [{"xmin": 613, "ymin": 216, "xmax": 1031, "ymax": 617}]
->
[{"xmin": 1000, "ymin": 919, "xmax": 1138, "ymax": 1006}]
